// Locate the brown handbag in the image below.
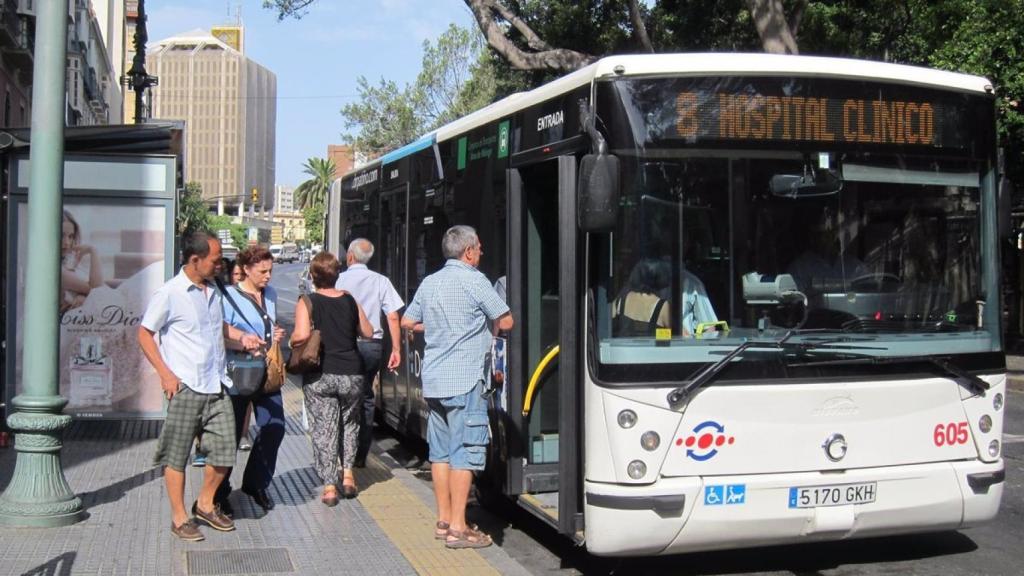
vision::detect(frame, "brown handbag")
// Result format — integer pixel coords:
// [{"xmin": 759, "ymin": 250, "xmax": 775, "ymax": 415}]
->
[
  {"xmin": 286, "ymin": 294, "xmax": 321, "ymax": 374},
  {"xmin": 264, "ymin": 340, "xmax": 286, "ymax": 393}
]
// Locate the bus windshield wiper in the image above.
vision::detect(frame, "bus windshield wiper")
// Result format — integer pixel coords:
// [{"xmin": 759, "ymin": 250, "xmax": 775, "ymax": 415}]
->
[
  {"xmin": 788, "ymin": 353, "xmax": 990, "ymax": 396},
  {"xmin": 666, "ymin": 329, "xmax": 814, "ymax": 410}
]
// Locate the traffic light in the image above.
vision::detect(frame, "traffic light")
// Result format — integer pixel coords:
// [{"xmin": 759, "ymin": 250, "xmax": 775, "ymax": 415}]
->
[{"xmin": 251, "ymin": 187, "xmax": 259, "ymax": 205}]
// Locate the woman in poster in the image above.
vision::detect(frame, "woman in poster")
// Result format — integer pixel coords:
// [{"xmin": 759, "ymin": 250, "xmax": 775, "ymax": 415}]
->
[{"xmin": 61, "ymin": 210, "xmax": 105, "ymax": 313}]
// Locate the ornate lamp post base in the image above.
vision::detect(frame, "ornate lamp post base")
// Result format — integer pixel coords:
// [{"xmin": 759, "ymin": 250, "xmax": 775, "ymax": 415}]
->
[{"xmin": 0, "ymin": 411, "xmax": 83, "ymax": 527}]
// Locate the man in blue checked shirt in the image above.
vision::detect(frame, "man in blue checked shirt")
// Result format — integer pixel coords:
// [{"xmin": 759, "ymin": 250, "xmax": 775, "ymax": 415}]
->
[{"xmin": 401, "ymin": 225, "xmax": 513, "ymax": 549}]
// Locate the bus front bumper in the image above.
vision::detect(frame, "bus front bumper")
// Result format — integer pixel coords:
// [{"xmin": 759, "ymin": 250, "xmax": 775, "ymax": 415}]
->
[{"xmin": 583, "ymin": 459, "xmax": 1003, "ymax": 556}]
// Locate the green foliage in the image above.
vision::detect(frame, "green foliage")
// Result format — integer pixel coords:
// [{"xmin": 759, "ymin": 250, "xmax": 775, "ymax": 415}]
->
[
  {"xmin": 303, "ymin": 203, "xmax": 325, "ymax": 244},
  {"xmin": 922, "ymin": 1, "xmax": 1024, "ymax": 184},
  {"xmin": 341, "ymin": 77, "xmax": 423, "ymax": 158},
  {"xmin": 208, "ymin": 214, "xmax": 248, "ymax": 248},
  {"xmin": 294, "ymin": 157, "xmax": 336, "ymax": 211},
  {"xmin": 341, "ymin": 24, "xmax": 497, "ymax": 156},
  {"xmin": 418, "ymin": 24, "xmax": 498, "ymax": 128},
  {"xmin": 177, "ymin": 181, "xmax": 210, "ymax": 236}
]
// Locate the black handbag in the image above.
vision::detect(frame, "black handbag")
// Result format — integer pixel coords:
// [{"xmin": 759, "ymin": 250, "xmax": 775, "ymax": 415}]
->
[
  {"xmin": 227, "ymin": 355, "xmax": 267, "ymax": 396},
  {"xmin": 218, "ymin": 280, "xmax": 270, "ymax": 396}
]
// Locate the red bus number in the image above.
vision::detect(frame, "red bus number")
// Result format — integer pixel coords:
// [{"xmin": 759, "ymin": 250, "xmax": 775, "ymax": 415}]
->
[{"xmin": 933, "ymin": 422, "xmax": 969, "ymax": 446}]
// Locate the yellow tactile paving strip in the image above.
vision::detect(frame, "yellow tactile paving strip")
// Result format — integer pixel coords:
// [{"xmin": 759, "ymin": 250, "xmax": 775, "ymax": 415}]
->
[{"xmin": 355, "ymin": 459, "xmax": 500, "ymax": 576}]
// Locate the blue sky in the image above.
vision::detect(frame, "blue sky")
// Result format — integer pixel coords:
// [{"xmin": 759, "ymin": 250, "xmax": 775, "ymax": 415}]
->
[{"xmin": 147, "ymin": 0, "xmax": 477, "ymax": 187}]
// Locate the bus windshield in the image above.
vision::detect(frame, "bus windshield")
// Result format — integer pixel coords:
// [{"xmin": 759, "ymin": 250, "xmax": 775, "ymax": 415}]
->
[{"xmin": 590, "ymin": 76, "xmax": 1000, "ymax": 383}]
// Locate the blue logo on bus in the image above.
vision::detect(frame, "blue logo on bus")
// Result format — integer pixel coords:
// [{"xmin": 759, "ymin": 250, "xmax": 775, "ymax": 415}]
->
[
  {"xmin": 682, "ymin": 420, "xmax": 735, "ymax": 461},
  {"xmin": 704, "ymin": 484, "xmax": 746, "ymax": 506}
]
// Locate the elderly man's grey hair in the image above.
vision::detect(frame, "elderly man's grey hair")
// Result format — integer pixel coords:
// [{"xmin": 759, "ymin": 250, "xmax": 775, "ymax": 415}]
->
[
  {"xmin": 441, "ymin": 225, "xmax": 479, "ymax": 260},
  {"xmin": 347, "ymin": 238, "xmax": 374, "ymax": 264}
]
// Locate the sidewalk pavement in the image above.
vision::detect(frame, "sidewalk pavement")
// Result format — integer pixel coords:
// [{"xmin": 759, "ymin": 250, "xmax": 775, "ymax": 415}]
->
[{"xmin": 0, "ymin": 379, "xmax": 533, "ymax": 576}]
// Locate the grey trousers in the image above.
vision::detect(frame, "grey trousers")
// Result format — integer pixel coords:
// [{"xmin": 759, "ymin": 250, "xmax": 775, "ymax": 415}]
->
[{"xmin": 303, "ymin": 373, "xmax": 363, "ymax": 485}]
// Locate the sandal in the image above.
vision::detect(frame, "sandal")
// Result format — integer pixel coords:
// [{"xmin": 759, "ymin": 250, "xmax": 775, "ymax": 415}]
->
[
  {"xmin": 341, "ymin": 474, "xmax": 358, "ymax": 499},
  {"xmin": 445, "ymin": 526, "xmax": 493, "ymax": 549},
  {"xmin": 434, "ymin": 521, "xmax": 479, "ymax": 540},
  {"xmin": 321, "ymin": 485, "xmax": 339, "ymax": 507}
]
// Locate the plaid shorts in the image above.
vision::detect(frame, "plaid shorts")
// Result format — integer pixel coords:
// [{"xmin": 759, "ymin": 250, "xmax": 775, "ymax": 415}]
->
[{"xmin": 153, "ymin": 385, "xmax": 236, "ymax": 472}]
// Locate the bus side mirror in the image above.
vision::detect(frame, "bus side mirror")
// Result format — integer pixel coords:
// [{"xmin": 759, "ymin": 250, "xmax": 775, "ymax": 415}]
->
[{"xmin": 578, "ymin": 152, "xmax": 620, "ymax": 232}]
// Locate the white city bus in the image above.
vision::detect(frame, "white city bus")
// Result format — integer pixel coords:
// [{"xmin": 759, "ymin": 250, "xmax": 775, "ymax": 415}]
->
[{"xmin": 330, "ymin": 53, "xmax": 1006, "ymax": 556}]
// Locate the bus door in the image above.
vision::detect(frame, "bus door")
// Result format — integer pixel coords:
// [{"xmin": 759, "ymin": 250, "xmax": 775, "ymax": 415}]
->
[
  {"xmin": 377, "ymin": 185, "xmax": 408, "ymax": 430},
  {"xmin": 404, "ymin": 185, "xmax": 448, "ymax": 439},
  {"xmin": 506, "ymin": 156, "xmax": 582, "ymax": 536}
]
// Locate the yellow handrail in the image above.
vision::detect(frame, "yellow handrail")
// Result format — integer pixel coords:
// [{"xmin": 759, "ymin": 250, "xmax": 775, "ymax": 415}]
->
[{"xmin": 523, "ymin": 345, "xmax": 560, "ymax": 417}]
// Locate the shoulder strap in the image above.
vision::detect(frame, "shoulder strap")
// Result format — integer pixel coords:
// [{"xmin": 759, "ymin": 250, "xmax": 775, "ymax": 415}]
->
[
  {"xmin": 648, "ymin": 298, "xmax": 668, "ymax": 331},
  {"xmin": 216, "ymin": 278, "xmax": 263, "ymax": 336},
  {"xmin": 234, "ymin": 287, "xmax": 273, "ymax": 341},
  {"xmin": 300, "ymin": 293, "xmax": 316, "ymax": 329}
]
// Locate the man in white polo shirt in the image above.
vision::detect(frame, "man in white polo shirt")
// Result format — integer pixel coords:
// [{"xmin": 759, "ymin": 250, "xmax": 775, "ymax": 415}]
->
[
  {"xmin": 138, "ymin": 232, "xmax": 263, "ymax": 542},
  {"xmin": 336, "ymin": 238, "xmax": 403, "ymax": 467}
]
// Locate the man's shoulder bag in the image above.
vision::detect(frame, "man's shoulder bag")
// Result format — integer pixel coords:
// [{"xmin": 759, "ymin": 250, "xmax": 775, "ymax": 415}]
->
[{"xmin": 286, "ymin": 294, "xmax": 322, "ymax": 375}]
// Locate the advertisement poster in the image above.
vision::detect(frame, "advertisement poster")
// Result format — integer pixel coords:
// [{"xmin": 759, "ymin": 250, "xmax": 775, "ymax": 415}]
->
[{"xmin": 13, "ymin": 202, "xmax": 167, "ymax": 417}]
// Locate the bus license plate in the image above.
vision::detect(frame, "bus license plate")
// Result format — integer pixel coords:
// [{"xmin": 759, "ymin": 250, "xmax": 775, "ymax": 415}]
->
[{"xmin": 788, "ymin": 482, "xmax": 876, "ymax": 508}]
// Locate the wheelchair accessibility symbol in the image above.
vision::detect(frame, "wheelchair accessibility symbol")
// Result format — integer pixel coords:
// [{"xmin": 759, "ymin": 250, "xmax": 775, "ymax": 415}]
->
[{"xmin": 704, "ymin": 484, "xmax": 746, "ymax": 506}]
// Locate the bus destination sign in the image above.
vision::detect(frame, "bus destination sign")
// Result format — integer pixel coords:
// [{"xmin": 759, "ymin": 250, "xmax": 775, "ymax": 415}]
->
[{"xmin": 674, "ymin": 91, "xmax": 957, "ymax": 148}]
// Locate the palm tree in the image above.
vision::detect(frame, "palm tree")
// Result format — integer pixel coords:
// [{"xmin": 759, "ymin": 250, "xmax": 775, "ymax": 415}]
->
[{"xmin": 294, "ymin": 157, "xmax": 336, "ymax": 211}]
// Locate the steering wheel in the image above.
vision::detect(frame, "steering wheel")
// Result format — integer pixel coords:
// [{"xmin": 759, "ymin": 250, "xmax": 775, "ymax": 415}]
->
[{"xmin": 849, "ymin": 272, "xmax": 901, "ymax": 292}]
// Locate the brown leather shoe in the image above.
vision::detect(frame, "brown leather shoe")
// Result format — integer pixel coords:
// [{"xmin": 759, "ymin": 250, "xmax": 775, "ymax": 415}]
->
[
  {"xmin": 171, "ymin": 519, "xmax": 205, "ymax": 542},
  {"xmin": 192, "ymin": 501, "xmax": 235, "ymax": 532}
]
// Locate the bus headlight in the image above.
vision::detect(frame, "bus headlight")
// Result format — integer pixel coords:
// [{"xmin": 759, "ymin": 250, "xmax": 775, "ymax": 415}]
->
[
  {"xmin": 617, "ymin": 409, "xmax": 638, "ymax": 429},
  {"xmin": 988, "ymin": 440, "xmax": 1000, "ymax": 458},
  {"xmin": 640, "ymin": 431, "xmax": 661, "ymax": 451},
  {"xmin": 627, "ymin": 460, "xmax": 647, "ymax": 479},
  {"xmin": 993, "ymin": 393, "xmax": 1003, "ymax": 411},
  {"xmin": 979, "ymin": 414, "xmax": 992, "ymax": 434}
]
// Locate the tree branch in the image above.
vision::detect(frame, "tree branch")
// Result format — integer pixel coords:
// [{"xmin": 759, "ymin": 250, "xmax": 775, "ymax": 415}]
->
[
  {"xmin": 465, "ymin": 0, "xmax": 595, "ymax": 71},
  {"xmin": 788, "ymin": 0, "xmax": 808, "ymax": 37},
  {"xmin": 485, "ymin": 0, "xmax": 553, "ymax": 51},
  {"xmin": 745, "ymin": 0, "xmax": 799, "ymax": 55},
  {"xmin": 627, "ymin": 0, "xmax": 655, "ymax": 53}
]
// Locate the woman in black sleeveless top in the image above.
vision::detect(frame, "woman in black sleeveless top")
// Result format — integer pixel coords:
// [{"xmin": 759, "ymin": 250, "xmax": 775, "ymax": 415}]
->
[{"xmin": 291, "ymin": 252, "xmax": 372, "ymax": 505}]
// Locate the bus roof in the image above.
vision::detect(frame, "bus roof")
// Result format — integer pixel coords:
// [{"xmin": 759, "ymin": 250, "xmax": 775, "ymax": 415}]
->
[{"xmin": 432, "ymin": 53, "xmax": 992, "ymax": 144}]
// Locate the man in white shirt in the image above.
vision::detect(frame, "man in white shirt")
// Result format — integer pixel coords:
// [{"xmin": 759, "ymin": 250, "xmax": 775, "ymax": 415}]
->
[
  {"xmin": 335, "ymin": 238, "xmax": 403, "ymax": 467},
  {"xmin": 138, "ymin": 232, "xmax": 262, "ymax": 542}
]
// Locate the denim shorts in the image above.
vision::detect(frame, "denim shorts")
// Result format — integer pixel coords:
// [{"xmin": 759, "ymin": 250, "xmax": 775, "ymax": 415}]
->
[{"xmin": 426, "ymin": 380, "xmax": 490, "ymax": 471}]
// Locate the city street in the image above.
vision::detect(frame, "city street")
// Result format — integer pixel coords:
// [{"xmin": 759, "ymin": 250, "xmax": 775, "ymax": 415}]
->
[
  {"xmin": 270, "ymin": 263, "xmax": 1024, "ymax": 576},
  {"xmin": 0, "ymin": 2, "xmax": 1021, "ymax": 575}
]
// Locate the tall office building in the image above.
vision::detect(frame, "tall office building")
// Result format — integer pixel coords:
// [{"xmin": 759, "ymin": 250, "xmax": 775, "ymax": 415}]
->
[{"xmin": 147, "ymin": 27, "xmax": 276, "ymax": 213}]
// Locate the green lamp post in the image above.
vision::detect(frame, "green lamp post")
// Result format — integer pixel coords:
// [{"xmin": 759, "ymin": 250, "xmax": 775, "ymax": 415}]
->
[{"xmin": 0, "ymin": 0, "xmax": 84, "ymax": 526}]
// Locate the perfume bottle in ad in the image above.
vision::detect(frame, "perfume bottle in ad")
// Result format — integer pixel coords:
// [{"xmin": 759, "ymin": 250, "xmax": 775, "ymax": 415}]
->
[{"xmin": 69, "ymin": 336, "xmax": 114, "ymax": 408}]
